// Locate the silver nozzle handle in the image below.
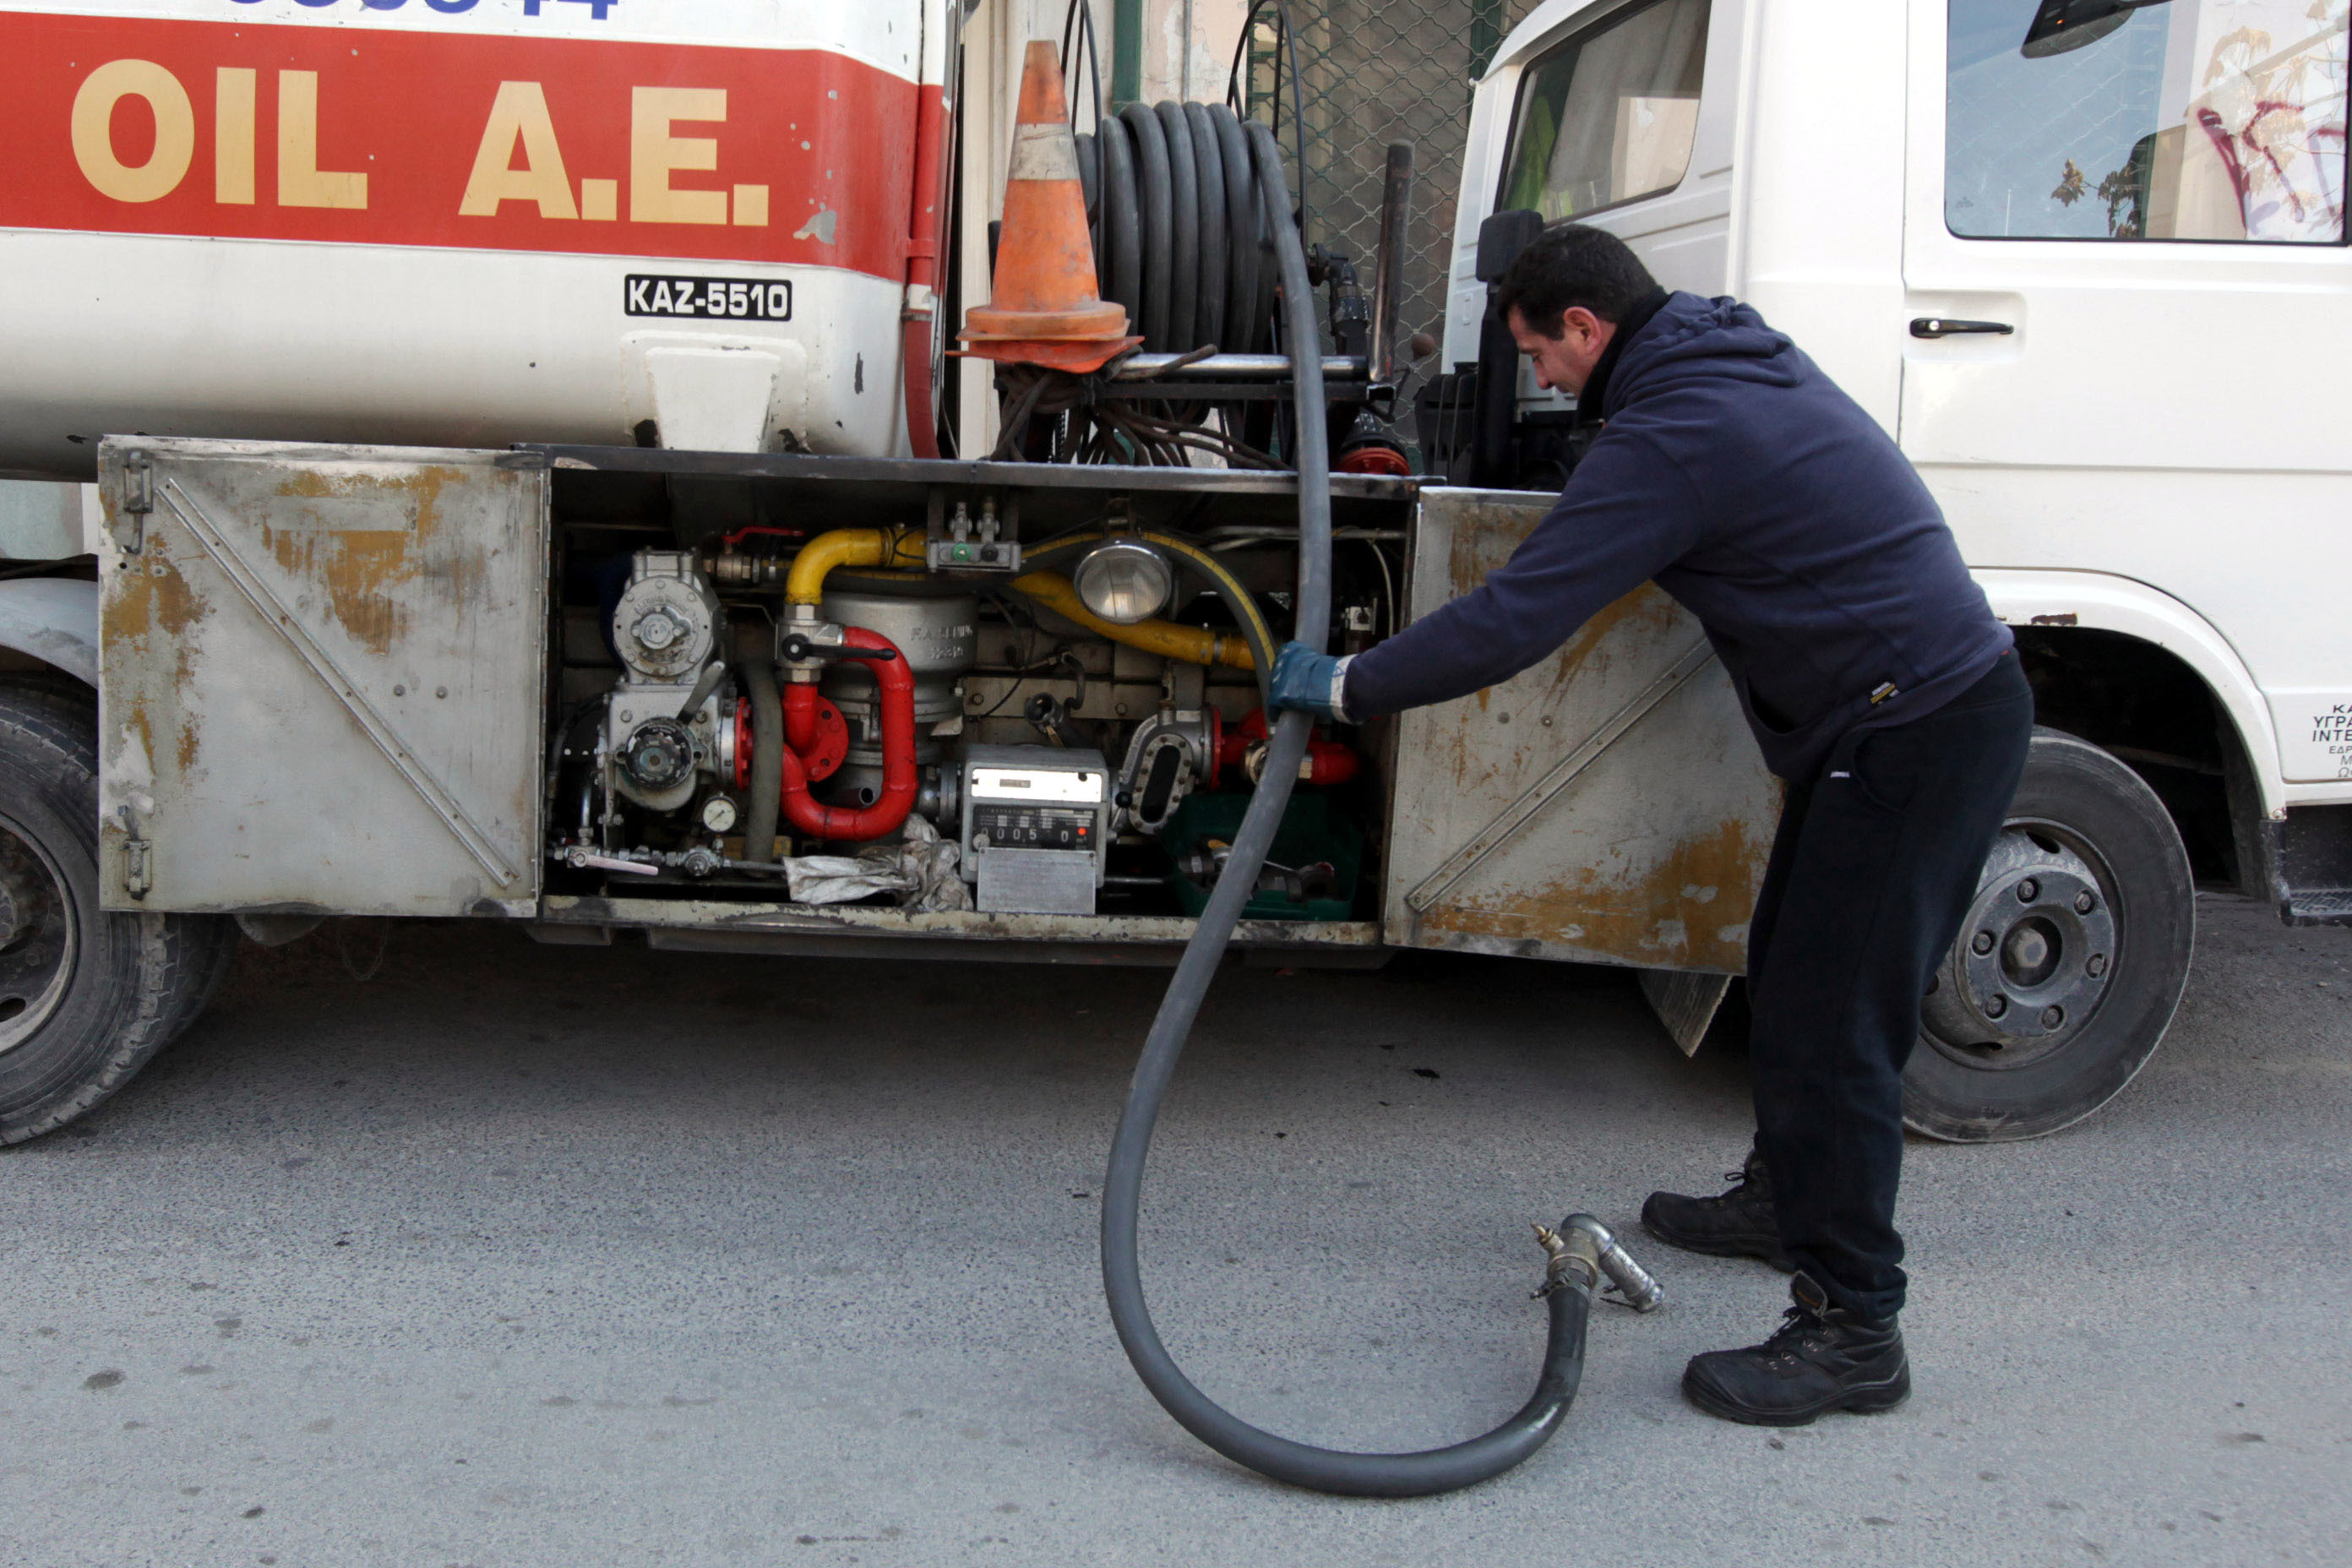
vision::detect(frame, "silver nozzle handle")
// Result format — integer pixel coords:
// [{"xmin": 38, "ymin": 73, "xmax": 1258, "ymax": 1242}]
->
[{"xmin": 1563, "ymin": 1214, "xmax": 1664, "ymax": 1313}]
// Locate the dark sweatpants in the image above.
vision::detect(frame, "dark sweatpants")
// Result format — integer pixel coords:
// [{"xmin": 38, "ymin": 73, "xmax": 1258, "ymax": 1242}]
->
[{"xmin": 1747, "ymin": 652, "xmax": 2034, "ymax": 1320}]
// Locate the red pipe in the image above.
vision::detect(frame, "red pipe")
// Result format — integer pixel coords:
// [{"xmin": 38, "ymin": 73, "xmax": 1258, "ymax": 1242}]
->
[
  {"xmin": 1217, "ymin": 709, "xmax": 1363, "ymax": 788},
  {"xmin": 777, "ymin": 627, "xmax": 917, "ymax": 841}
]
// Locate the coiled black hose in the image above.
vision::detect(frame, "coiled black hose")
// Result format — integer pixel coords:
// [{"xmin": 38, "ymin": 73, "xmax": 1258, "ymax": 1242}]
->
[
  {"xmin": 1081, "ymin": 101, "xmax": 1268, "ymax": 357},
  {"xmin": 1114, "ymin": 105, "xmax": 1175, "ymax": 350},
  {"xmin": 1155, "ymin": 103, "xmax": 1200, "ymax": 353},
  {"xmin": 1097, "ymin": 121, "xmax": 1654, "ymax": 1499}
]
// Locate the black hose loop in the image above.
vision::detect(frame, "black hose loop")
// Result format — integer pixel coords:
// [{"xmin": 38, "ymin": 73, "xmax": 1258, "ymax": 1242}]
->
[
  {"xmin": 1119, "ymin": 104, "xmax": 1174, "ymax": 350},
  {"xmin": 1154, "ymin": 102, "xmax": 1201, "ymax": 355},
  {"xmin": 1097, "ymin": 120, "xmax": 1594, "ymax": 1500},
  {"xmin": 1098, "ymin": 116, "xmax": 1142, "ymax": 322},
  {"xmin": 1184, "ymin": 102, "xmax": 1229, "ymax": 356},
  {"xmin": 1208, "ymin": 106, "xmax": 1261, "ymax": 355},
  {"xmin": 1075, "ymin": 130, "xmax": 1099, "ymax": 233}
]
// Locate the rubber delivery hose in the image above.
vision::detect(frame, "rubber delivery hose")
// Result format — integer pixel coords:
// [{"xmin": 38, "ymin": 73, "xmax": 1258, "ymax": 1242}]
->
[
  {"xmin": 1097, "ymin": 121, "xmax": 1638, "ymax": 1498},
  {"xmin": 739, "ymin": 661, "xmax": 783, "ymax": 865}
]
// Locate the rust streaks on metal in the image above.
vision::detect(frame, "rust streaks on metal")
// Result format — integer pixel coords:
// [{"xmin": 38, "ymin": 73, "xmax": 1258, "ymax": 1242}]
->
[
  {"xmin": 104, "ymin": 525, "xmax": 211, "ymax": 776},
  {"xmin": 1384, "ymin": 487, "xmax": 1782, "ymax": 975},
  {"xmin": 264, "ymin": 466, "xmax": 473, "ymax": 658},
  {"xmin": 1420, "ymin": 814, "xmax": 1764, "ymax": 973}
]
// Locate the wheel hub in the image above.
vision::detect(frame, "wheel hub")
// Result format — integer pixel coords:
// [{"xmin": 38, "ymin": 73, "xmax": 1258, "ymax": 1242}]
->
[
  {"xmin": 0, "ymin": 822, "xmax": 77, "ymax": 1058},
  {"xmin": 1922, "ymin": 827, "xmax": 2116, "ymax": 1070}
]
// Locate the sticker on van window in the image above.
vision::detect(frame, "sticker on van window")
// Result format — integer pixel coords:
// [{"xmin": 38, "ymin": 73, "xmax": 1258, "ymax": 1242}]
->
[{"xmin": 625, "ymin": 276, "xmax": 792, "ymax": 321}]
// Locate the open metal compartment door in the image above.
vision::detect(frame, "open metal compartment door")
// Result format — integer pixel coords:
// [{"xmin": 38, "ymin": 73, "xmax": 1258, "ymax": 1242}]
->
[
  {"xmin": 1381, "ymin": 488, "xmax": 1780, "ymax": 994},
  {"xmin": 95, "ymin": 438, "xmax": 549, "ymax": 918}
]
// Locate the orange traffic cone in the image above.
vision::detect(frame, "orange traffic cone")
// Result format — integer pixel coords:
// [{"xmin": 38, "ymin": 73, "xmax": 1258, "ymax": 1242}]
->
[{"xmin": 961, "ymin": 41, "xmax": 1142, "ymax": 375}]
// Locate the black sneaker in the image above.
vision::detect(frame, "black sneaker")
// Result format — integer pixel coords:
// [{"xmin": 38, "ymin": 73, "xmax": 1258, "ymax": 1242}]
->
[
  {"xmin": 1680, "ymin": 1273, "xmax": 1911, "ymax": 1427},
  {"xmin": 1641, "ymin": 1146, "xmax": 1793, "ymax": 1271}
]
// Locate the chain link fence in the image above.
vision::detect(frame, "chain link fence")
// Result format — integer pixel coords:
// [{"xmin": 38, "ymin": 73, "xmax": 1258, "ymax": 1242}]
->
[{"xmin": 1244, "ymin": 0, "xmax": 1544, "ymax": 369}]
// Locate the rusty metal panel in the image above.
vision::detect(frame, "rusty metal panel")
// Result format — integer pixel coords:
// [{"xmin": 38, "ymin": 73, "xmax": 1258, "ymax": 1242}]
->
[
  {"xmin": 1382, "ymin": 488, "xmax": 1781, "ymax": 974},
  {"xmin": 95, "ymin": 439, "xmax": 547, "ymax": 917}
]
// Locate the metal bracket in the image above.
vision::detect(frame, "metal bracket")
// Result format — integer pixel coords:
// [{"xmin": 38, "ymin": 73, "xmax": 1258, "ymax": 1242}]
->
[
  {"xmin": 1405, "ymin": 640, "xmax": 1717, "ymax": 915},
  {"xmin": 114, "ymin": 805, "xmax": 154, "ymax": 899},
  {"xmin": 117, "ymin": 805, "xmax": 153, "ymax": 900},
  {"xmin": 155, "ymin": 478, "xmax": 521, "ymax": 886},
  {"xmin": 926, "ymin": 492, "xmax": 1022, "ymax": 573},
  {"xmin": 112, "ymin": 453, "xmax": 153, "ymax": 556}
]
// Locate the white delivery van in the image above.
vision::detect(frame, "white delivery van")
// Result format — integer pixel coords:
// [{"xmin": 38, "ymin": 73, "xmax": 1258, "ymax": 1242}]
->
[{"xmin": 1418, "ymin": 0, "xmax": 2352, "ymax": 1132}]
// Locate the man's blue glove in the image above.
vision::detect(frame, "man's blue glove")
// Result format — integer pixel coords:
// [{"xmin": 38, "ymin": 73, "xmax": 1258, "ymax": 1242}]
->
[{"xmin": 1267, "ymin": 641, "xmax": 1353, "ymax": 723}]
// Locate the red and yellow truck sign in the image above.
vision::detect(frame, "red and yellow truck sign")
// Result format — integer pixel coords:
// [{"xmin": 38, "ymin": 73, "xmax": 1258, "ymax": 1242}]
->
[{"xmin": 0, "ymin": 0, "xmax": 951, "ymax": 473}]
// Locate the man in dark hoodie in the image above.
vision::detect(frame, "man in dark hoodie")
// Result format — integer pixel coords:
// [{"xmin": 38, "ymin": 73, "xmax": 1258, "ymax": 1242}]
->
[{"xmin": 1269, "ymin": 225, "xmax": 2034, "ymax": 1427}]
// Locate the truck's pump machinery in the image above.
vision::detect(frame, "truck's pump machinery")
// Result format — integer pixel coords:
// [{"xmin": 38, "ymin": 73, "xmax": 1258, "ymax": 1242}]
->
[{"xmin": 533, "ymin": 31, "xmax": 1665, "ymax": 1494}]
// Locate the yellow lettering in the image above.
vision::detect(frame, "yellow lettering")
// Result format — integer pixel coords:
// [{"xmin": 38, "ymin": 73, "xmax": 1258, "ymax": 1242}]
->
[
  {"xmin": 215, "ymin": 68, "xmax": 256, "ymax": 205},
  {"xmin": 71, "ymin": 59, "xmax": 194, "ymax": 204},
  {"xmin": 277, "ymin": 70, "xmax": 368, "ymax": 210},
  {"xmin": 732, "ymin": 183, "xmax": 770, "ymax": 226},
  {"xmin": 580, "ymin": 178, "xmax": 618, "ymax": 221},
  {"xmin": 630, "ymin": 86, "xmax": 728, "ymax": 225},
  {"xmin": 460, "ymin": 81, "xmax": 576, "ymax": 220}
]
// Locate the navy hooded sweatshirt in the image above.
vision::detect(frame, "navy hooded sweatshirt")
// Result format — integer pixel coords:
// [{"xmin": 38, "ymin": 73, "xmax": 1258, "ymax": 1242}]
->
[{"xmin": 1342, "ymin": 291, "xmax": 2012, "ymax": 782}]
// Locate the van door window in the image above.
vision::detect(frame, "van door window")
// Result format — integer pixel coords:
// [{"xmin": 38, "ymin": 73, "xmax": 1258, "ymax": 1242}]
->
[
  {"xmin": 1499, "ymin": 0, "xmax": 1711, "ymax": 220},
  {"xmin": 1946, "ymin": 0, "xmax": 2348, "ymax": 242}
]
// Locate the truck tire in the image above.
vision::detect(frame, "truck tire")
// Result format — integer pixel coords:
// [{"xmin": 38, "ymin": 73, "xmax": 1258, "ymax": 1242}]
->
[
  {"xmin": 1903, "ymin": 728, "xmax": 2192, "ymax": 1142},
  {"xmin": 0, "ymin": 683, "xmax": 234, "ymax": 1144}
]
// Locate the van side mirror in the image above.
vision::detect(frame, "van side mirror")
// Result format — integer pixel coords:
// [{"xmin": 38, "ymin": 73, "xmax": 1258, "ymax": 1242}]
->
[
  {"xmin": 1475, "ymin": 210, "xmax": 1544, "ymax": 284},
  {"xmin": 2022, "ymin": 0, "xmax": 2169, "ymax": 59}
]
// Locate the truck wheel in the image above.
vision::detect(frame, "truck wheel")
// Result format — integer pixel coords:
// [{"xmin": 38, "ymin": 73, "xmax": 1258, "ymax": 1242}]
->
[
  {"xmin": 0, "ymin": 684, "xmax": 234, "ymax": 1144},
  {"xmin": 1904, "ymin": 728, "xmax": 2192, "ymax": 1142}
]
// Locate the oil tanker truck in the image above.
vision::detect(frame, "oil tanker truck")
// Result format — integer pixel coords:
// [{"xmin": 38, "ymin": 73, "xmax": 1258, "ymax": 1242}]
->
[{"xmin": 1, "ymin": 0, "xmax": 2340, "ymax": 1166}]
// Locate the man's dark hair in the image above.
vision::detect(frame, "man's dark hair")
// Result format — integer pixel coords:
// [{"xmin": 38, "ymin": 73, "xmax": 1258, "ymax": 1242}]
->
[{"xmin": 1494, "ymin": 224, "xmax": 1658, "ymax": 337}]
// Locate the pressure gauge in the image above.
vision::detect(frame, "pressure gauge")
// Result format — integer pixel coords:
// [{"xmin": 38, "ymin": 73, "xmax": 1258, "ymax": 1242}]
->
[{"xmin": 700, "ymin": 795, "xmax": 740, "ymax": 834}]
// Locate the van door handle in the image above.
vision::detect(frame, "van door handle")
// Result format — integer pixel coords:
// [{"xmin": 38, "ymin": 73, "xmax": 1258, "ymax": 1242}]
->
[{"xmin": 1909, "ymin": 317, "xmax": 2014, "ymax": 339}]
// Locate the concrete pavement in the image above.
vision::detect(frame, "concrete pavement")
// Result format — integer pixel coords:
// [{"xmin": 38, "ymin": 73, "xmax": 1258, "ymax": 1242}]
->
[{"xmin": 2, "ymin": 894, "xmax": 2344, "ymax": 1565}]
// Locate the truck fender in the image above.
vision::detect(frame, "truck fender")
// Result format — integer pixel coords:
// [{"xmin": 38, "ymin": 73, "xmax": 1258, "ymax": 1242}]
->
[
  {"xmin": 0, "ymin": 576, "xmax": 96, "ymax": 687},
  {"xmin": 1972, "ymin": 568, "xmax": 2281, "ymax": 818}
]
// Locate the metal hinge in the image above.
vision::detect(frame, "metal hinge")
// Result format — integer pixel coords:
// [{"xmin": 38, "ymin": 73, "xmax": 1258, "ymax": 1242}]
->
[
  {"xmin": 112, "ymin": 452, "xmax": 154, "ymax": 556},
  {"xmin": 116, "ymin": 805, "xmax": 152, "ymax": 900}
]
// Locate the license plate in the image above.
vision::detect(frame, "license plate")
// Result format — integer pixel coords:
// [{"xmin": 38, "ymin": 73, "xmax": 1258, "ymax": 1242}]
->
[{"xmin": 624, "ymin": 275, "xmax": 793, "ymax": 322}]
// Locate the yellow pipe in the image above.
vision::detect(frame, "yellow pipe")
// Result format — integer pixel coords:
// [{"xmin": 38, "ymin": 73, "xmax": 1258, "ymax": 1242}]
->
[
  {"xmin": 785, "ymin": 527, "xmax": 926, "ymax": 607},
  {"xmin": 787, "ymin": 526, "xmax": 1258, "ymax": 672},
  {"xmin": 1011, "ymin": 571, "xmax": 1255, "ymax": 670},
  {"xmin": 1020, "ymin": 530, "xmax": 1276, "ymax": 672}
]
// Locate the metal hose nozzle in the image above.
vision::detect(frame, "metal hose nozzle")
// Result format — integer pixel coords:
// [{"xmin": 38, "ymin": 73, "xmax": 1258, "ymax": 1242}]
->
[{"xmin": 1564, "ymin": 1214, "xmax": 1665, "ymax": 1313}]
